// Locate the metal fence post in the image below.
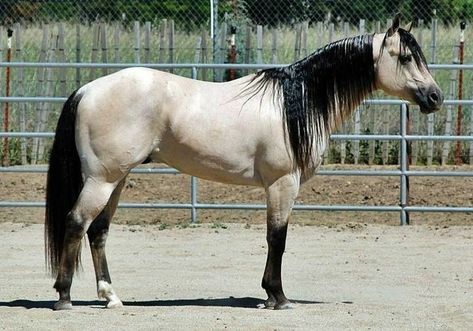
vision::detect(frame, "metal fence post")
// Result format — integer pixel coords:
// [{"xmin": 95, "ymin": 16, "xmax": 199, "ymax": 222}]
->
[
  {"xmin": 191, "ymin": 176, "xmax": 198, "ymax": 223},
  {"xmin": 191, "ymin": 65, "xmax": 198, "ymax": 223},
  {"xmin": 211, "ymin": 0, "xmax": 219, "ymax": 81},
  {"xmin": 400, "ymin": 103, "xmax": 410, "ymax": 225}
]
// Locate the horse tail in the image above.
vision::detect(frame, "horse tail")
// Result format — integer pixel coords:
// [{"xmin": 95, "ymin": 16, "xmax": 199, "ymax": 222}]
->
[{"xmin": 45, "ymin": 90, "xmax": 84, "ymax": 276}]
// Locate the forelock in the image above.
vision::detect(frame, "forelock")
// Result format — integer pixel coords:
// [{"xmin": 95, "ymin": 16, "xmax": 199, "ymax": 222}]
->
[{"xmin": 398, "ymin": 28, "xmax": 428, "ymax": 68}]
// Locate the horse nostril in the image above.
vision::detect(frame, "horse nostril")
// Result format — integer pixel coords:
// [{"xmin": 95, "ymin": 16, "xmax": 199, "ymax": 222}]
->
[{"xmin": 428, "ymin": 92, "xmax": 440, "ymax": 105}]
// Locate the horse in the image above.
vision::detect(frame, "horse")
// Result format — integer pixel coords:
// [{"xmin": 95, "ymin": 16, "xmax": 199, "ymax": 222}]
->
[{"xmin": 45, "ymin": 15, "xmax": 443, "ymax": 310}]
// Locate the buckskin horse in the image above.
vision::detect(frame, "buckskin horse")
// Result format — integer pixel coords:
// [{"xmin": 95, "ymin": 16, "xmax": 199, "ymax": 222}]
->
[{"xmin": 45, "ymin": 15, "xmax": 443, "ymax": 310}]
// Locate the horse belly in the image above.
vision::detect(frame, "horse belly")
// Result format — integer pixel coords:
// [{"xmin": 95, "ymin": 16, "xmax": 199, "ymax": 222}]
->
[{"xmin": 151, "ymin": 131, "xmax": 262, "ymax": 186}]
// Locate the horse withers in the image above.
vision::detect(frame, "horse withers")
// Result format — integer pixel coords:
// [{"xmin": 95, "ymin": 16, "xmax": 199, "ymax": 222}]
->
[{"xmin": 45, "ymin": 15, "xmax": 443, "ymax": 310}]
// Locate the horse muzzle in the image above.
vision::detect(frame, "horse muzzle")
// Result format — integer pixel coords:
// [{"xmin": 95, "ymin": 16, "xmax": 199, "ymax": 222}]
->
[{"xmin": 415, "ymin": 87, "xmax": 444, "ymax": 114}]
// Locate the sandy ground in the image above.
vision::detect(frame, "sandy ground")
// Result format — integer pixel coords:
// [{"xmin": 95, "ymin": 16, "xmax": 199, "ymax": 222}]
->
[
  {"xmin": 0, "ymin": 164, "xmax": 472, "ymax": 329},
  {"xmin": 0, "ymin": 222, "xmax": 472, "ymax": 330}
]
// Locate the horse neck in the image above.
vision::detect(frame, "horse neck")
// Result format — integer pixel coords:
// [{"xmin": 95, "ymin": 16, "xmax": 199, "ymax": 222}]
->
[
  {"xmin": 277, "ymin": 34, "xmax": 376, "ymax": 177},
  {"xmin": 242, "ymin": 34, "xmax": 376, "ymax": 177},
  {"xmin": 297, "ymin": 33, "xmax": 376, "ymax": 134}
]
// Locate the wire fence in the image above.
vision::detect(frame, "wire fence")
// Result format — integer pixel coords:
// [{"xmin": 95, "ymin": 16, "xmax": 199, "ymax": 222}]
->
[
  {"xmin": 1, "ymin": 1, "xmax": 473, "ymax": 166},
  {"xmin": 0, "ymin": 1, "xmax": 472, "ymax": 63}
]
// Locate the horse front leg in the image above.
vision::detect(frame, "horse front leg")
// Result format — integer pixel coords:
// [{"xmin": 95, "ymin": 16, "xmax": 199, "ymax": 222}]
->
[
  {"xmin": 87, "ymin": 179, "xmax": 125, "ymax": 309},
  {"xmin": 262, "ymin": 173, "xmax": 300, "ymax": 310}
]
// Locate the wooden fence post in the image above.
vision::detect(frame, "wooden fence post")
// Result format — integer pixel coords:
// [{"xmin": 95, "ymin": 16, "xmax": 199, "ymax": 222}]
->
[
  {"xmin": 470, "ymin": 106, "xmax": 473, "ymax": 165},
  {"xmin": 271, "ymin": 29, "xmax": 278, "ymax": 64},
  {"xmin": 328, "ymin": 22, "xmax": 334, "ymax": 43},
  {"xmin": 244, "ymin": 24, "xmax": 251, "ymax": 76},
  {"xmin": 0, "ymin": 26, "xmax": 3, "ymax": 85},
  {"xmin": 427, "ymin": 12, "xmax": 438, "ymax": 166},
  {"xmin": 294, "ymin": 23, "xmax": 301, "ymax": 61},
  {"xmin": 89, "ymin": 23, "xmax": 99, "ymax": 81},
  {"xmin": 316, "ymin": 22, "xmax": 323, "ymax": 48},
  {"xmin": 36, "ymin": 26, "xmax": 56, "ymax": 163},
  {"xmin": 57, "ymin": 23, "xmax": 67, "ymax": 96},
  {"xmin": 14, "ymin": 23, "xmax": 28, "ymax": 164},
  {"xmin": 442, "ymin": 45, "xmax": 458, "ymax": 164},
  {"xmin": 217, "ymin": 21, "xmax": 227, "ymax": 81},
  {"xmin": 301, "ymin": 21, "xmax": 308, "ymax": 58},
  {"xmin": 100, "ymin": 23, "xmax": 108, "ymax": 76},
  {"xmin": 322, "ymin": 23, "xmax": 336, "ymax": 164},
  {"xmin": 256, "ymin": 25, "xmax": 263, "ymax": 65},
  {"xmin": 32, "ymin": 24, "xmax": 49, "ymax": 164},
  {"xmin": 340, "ymin": 21, "xmax": 351, "ymax": 164},
  {"xmin": 113, "ymin": 23, "xmax": 120, "ymax": 63},
  {"xmin": 144, "ymin": 21, "xmax": 151, "ymax": 64},
  {"xmin": 133, "ymin": 21, "xmax": 141, "ymax": 64},
  {"xmin": 75, "ymin": 24, "xmax": 81, "ymax": 89},
  {"xmin": 366, "ymin": 22, "xmax": 383, "ymax": 164},
  {"xmin": 382, "ymin": 18, "xmax": 393, "ymax": 165},
  {"xmin": 194, "ymin": 35, "xmax": 202, "ymax": 77},
  {"xmin": 168, "ymin": 20, "xmax": 175, "ymax": 73},
  {"xmin": 411, "ymin": 19, "xmax": 425, "ymax": 165},
  {"xmin": 159, "ymin": 19, "xmax": 167, "ymax": 66},
  {"xmin": 353, "ymin": 19, "xmax": 366, "ymax": 164},
  {"xmin": 201, "ymin": 29, "xmax": 208, "ymax": 81}
]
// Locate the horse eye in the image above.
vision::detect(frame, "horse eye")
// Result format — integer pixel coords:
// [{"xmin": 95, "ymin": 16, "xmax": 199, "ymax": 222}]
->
[{"xmin": 399, "ymin": 54, "xmax": 412, "ymax": 65}]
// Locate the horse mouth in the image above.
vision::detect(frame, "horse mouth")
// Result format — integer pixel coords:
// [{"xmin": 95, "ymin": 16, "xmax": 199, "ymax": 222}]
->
[
  {"xmin": 419, "ymin": 104, "xmax": 441, "ymax": 114},
  {"xmin": 415, "ymin": 88, "xmax": 443, "ymax": 114}
]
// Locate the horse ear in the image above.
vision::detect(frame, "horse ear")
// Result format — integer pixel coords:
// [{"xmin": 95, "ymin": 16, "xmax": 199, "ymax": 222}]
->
[
  {"xmin": 387, "ymin": 13, "xmax": 401, "ymax": 37},
  {"xmin": 404, "ymin": 22, "xmax": 413, "ymax": 33}
]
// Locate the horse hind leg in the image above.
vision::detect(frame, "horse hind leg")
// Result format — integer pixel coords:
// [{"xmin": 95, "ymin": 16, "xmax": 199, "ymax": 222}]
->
[
  {"xmin": 53, "ymin": 177, "xmax": 123, "ymax": 310},
  {"xmin": 87, "ymin": 178, "xmax": 126, "ymax": 309},
  {"xmin": 261, "ymin": 173, "xmax": 300, "ymax": 310}
]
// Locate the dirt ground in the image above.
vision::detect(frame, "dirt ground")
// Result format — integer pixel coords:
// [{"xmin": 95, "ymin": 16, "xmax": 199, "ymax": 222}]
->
[
  {"xmin": 0, "ymin": 222, "xmax": 472, "ymax": 330},
  {"xmin": 1, "ymin": 164, "xmax": 472, "ymax": 226},
  {"xmin": 0, "ymin": 164, "xmax": 472, "ymax": 329}
]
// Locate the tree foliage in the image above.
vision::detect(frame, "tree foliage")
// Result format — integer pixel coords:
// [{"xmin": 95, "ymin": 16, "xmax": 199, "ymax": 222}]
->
[
  {"xmin": 1, "ymin": 0, "xmax": 472, "ymax": 27},
  {"xmin": 244, "ymin": 0, "xmax": 473, "ymax": 26}
]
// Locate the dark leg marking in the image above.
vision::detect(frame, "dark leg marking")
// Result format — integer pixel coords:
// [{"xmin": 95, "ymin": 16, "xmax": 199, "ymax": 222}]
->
[
  {"xmin": 53, "ymin": 211, "xmax": 86, "ymax": 310},
  {"xmin": 262, "ymin": 223, "xmax": 291, "ymax": 309}
]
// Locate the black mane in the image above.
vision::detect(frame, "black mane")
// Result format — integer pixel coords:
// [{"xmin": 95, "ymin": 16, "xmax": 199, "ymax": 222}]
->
[{"xmin": 246, "ymin": 34, "xmax": 376, "ymax": 176}]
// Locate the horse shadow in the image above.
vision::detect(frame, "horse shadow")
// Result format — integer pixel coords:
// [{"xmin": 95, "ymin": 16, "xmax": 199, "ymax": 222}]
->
[{"xmin": 0, "ymin": 297, "xmax": 336, "ymax": 310}]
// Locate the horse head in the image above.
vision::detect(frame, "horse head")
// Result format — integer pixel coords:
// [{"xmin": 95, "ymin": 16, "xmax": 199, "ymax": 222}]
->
[{"xmin": 373, "ymin": 14, "xmax": 443, "ymax": 113}]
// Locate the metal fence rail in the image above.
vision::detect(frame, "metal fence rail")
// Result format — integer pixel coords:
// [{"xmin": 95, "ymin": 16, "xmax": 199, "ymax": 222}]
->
[{"xmin": 1, "ymin": 63, "xmax": 473, "ymax": 224}]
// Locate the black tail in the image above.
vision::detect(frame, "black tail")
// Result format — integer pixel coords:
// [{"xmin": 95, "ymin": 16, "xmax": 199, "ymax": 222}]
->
[{"xmin": 45, "ymin": 90, "xmax": 84, "ymax": 276}]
